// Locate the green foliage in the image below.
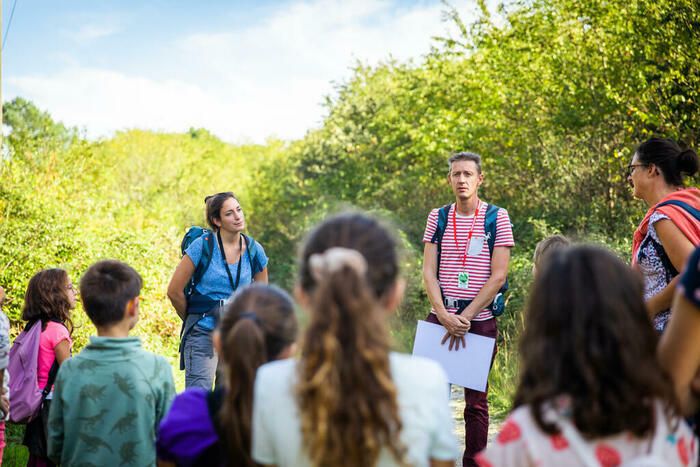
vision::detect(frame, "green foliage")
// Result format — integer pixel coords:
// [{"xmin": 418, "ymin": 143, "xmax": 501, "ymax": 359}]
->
[
  {"xmin": 1, "ymin": 100, "xmax": 282, "ymax": 391},
  {"xmin": 246, "ymin": 0, "xmax": 700, "ymax": 415}
]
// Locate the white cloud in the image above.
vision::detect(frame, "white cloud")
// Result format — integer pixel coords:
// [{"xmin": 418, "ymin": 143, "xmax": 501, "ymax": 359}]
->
[
  {"xmin": 7, "ymin": 69, "xmax": 223, "ymax": 138},
  {"xmin": 66, "ymin": 23, "xmax": 121, "ymax": 42},
  {"xmin": 6, "ymin": 0, "xmax": 461, "ymax": 143}
]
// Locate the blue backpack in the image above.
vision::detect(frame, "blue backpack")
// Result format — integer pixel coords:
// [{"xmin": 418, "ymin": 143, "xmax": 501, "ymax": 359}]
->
[
  {"xmin": 180, "ymin": 227, "xmax": 261, "ymax": 298},
  {"xmin": 656, "ymin": 199, "xmax": 700, "ymax": 220},
  {"xmin": 430, "ymin": 203, "xmax": 509, "ymax": 316}
]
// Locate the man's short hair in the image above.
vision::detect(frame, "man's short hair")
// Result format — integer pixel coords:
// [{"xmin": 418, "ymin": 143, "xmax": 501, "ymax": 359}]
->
[
  {"xmin": 448, "ymin": 151, "xmax": 482, "ymax": 174},
  {"xmin": 80, "ymin": 260, "xmax": 143, "ymax": 327}
]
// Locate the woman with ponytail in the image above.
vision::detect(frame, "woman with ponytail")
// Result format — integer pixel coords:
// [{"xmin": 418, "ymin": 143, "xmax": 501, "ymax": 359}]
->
[
  {"xmin": 168, "ymin": 192, "xmax": 269, "ymax": 389},
  {"xmin": 627, "ymin": 138, "xmax": 700, "ymax": 331},
  {"xmin": 252, "ymin": 212, "xmax": 458, "ymax": 467},
  {"xmin": 157, "ymin": 284, "xmax": 297, "ymax": 467}
]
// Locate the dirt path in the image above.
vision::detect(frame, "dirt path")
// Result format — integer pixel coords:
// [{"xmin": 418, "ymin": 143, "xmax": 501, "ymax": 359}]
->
[{"xmin": 450, "ymin": 386, "xmax": 502, "ymax": 467}]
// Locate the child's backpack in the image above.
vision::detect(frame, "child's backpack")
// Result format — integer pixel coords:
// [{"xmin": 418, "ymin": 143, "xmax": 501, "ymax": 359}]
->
[
  {"xmin": 431, "ymin": 203, "xmax": 510, "ymax": 316},
  {"xmin": 8, "ymin": 321, "xmax": 58, "ymax": 423}
]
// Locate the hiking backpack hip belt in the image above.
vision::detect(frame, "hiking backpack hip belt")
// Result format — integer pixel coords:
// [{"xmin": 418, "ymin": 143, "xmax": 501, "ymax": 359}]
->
[
  {"xmin": 443, "ymin": 294, "xmax": 505, "ymax": 316},
  {"xmin": 443, "ymin": 297, "xmax": 472, "ymax": 314},
  {"xmin": 186, "ymin": 295, "xmax": 226, "ymax": 318}
]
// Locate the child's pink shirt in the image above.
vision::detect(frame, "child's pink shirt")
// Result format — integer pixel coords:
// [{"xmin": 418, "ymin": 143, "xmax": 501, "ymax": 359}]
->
[{"xmin": 37, "ymin": 321, "xmax": 71, "ymax": 390}]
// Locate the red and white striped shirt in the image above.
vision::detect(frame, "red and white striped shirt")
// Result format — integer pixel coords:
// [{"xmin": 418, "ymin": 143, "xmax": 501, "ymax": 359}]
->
[{"xmin": 423, "ymin": 201, "xmax": 515, "ymax": 321}]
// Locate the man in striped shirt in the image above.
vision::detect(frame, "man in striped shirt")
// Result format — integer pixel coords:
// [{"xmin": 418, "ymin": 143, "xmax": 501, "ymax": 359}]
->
[{"xmin": 422, "ymin": 151, "xmax": 514, "ymax": 467}]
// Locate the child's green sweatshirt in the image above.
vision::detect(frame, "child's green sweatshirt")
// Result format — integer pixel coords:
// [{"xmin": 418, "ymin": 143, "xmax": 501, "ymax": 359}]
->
[{"xmin": 48, "ymin": 336, "xmax": 175, "ymax": 466}]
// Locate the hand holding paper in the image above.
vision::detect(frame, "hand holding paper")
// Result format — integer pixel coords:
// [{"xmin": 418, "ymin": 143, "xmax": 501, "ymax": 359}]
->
[{"xmin": 413, "ymin": 320, "xmax": 496, "ymax": 392}]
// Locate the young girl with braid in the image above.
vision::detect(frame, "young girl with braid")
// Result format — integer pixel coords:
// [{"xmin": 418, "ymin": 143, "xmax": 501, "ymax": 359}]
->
[
  {"xmin": 252, "ymin": 212, "xmax": 458, "ymax": 467},
  {"xmin": 157, "ymin": 284, "xmax": 297, "ymax": 467}
]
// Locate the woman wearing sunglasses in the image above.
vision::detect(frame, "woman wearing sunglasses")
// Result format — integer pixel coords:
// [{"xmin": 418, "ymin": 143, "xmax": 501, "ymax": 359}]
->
[{"xmin": 627, "ymin": 138, "xmax": 700, "ymax": 332}]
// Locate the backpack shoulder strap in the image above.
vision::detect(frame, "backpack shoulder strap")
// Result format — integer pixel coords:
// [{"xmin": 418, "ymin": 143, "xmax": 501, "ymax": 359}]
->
[
  {"xmin": 484, "ymin": 203, "xmax": 501, "ymax": 257},
  {"xmin": 191, "ymin": 231, "xmax": 215, "ymax": 287},
  {"xmin": 656, "ymin": 199, "xmax": 700, "ymax": 221},
  {"xmin": 484, "ymin": 204, "xmax": 510, "ymax": 297},
  {"xmin": 431, "ymin": 205, "xmax": 451, "ymax": 284},
  {"xmin": 41, "ymin": 359, "xmax": 59, "ymax": 398},
  {"xmin": 431, "ymin": 204, "xmax": 451, "ymax": 244},
  {"xmin": 243, "ymin": 234, "xmax": 260, "ymax": 277}
]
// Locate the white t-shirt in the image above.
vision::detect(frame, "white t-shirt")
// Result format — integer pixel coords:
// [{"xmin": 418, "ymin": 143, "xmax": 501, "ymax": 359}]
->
[{"xmin": 252, "ymin": 352, "xmax": 459, "ymax": 467}]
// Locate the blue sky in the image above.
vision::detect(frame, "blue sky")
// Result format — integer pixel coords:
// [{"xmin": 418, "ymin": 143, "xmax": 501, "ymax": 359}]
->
[{"xmin": 3, "ymin": 0, "xmax": 479, "ymax": 142}]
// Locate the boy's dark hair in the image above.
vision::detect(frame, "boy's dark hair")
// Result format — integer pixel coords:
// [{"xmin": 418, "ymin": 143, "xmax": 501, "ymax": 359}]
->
[
  {"xmin": 448, "ymin": 151, "xmax": 482, "ymax": 174},
  {"xmin": 80, "ymin": 260, "xmax": 142, "ymax": 327},
  {"xmin": 514, "ymin": 245, "xmax": 678, "ymax": 438}
]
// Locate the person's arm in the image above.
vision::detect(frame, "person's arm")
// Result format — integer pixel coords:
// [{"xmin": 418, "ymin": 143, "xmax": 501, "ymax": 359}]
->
[
  {"xmin": 55, "ymin": 340, "xmax": 71, "ymax": 365},
  {"xmin": 0, "ymin": 370, "xmax": 7, "ymax": 417},
  {"xmin": 647, "ymin": 219, "xmax": 695, "ymax": 317},
  {"xmin": 254, "ymin": 267, "xmax": 268, "ymax": 284},
  {"xmin": 47, "ymin": 367, "xmax": 67, "ymax": 463},
  {"xmin": 423, "ymin": 242, "xmax": 470, "ymax": 337},
  {"xmin": 167, "ymin": 256, "xmax": 196, "ymax": 320},
  {"xmin": 658, "ymin": 292, "xmax": 700, "ymax": 414},
  {"xmin": 461, "ymin": 246, "xmax": 510, "ymax": 321}
]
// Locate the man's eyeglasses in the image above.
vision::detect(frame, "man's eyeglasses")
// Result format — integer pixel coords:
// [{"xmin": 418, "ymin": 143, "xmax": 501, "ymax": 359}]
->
[{"xmin": 626, "ymin": 163, "xmax": 647, "ymax": 178}]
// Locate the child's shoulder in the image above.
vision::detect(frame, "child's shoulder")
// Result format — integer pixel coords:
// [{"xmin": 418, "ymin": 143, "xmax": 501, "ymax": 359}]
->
[
  {"xmin": 44, "ymin": 320, "xmax": 68, "ymax": 331},
  {"xmin": 132, "ymin": 349, "xmax": 173, "ymax": 379},
  {"xmin": 41, "ymin": 321, "xmax": 71, "ymax": 344}
]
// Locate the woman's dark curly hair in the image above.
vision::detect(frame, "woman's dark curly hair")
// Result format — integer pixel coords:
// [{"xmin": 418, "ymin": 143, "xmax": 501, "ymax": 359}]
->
[{"xmin": 513, "ymin": 245, "xmax": 679, "ymax": 438}]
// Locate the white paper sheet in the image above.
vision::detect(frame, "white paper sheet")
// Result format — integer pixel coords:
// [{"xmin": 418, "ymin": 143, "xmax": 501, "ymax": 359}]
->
[{"xmin": 412, "ymin": 320, "xmax": 496, "ymax": 392}]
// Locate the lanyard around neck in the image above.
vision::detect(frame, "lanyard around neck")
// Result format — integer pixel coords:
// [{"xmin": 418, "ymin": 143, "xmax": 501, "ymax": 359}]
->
[
  {"xmin": 217, "ymin": 231, "xmax": 243, "ymax": 292},
  {"xmin": 453, "ymin": 201, "xmax": 480, "ymax": 269}
]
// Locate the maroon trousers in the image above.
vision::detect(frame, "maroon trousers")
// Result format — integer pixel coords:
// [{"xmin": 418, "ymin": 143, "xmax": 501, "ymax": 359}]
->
[{"xmin": 425, "ymin": 314, "xmax": 498, "ymax": 467}]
